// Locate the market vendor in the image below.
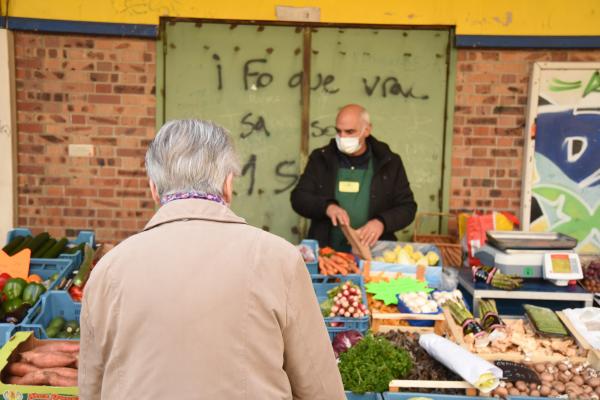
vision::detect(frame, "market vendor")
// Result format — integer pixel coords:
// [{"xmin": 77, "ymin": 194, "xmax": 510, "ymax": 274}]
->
[
  {"xmin": 79, "ymin": 119, "xmax": 345, "ymax": 399},
  {"xmin": 291, "ymin": 104, "xmax": 417, "ymax": 251}
]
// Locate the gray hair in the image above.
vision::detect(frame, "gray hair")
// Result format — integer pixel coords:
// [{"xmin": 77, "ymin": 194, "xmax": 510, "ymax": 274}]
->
[{"xmin": 145, "ymin": 119, "xmax": 241, "ymax": 198}]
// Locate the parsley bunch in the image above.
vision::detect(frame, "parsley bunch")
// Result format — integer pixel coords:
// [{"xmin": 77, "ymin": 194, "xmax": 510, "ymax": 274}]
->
[{"xmin": 338, "ymin": 334, "xmax": 412, "ymax": 394}]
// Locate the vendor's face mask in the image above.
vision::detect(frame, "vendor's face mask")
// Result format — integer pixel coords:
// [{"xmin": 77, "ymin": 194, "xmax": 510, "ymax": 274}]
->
[{"xmin": 335, "ymin": 135, "xmax": 361, "ymax": 155}]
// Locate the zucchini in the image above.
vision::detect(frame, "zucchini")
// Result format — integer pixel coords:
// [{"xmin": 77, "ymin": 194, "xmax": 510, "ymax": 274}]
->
[
  {"xmin": 48, "ymin": 316, "xmax": 66, "ymax": 331},
  {"xmin": 73, "ymin": 244, "xmax": 95, "ymax": 287},
  {"xmin": 11, "ymin": 236, "xmax": 32, "ymax": 255},
  {"xmin": 26, "ymin": 232, "xmax": 50, "ymax": 254},
  {"xmin": 2, "ymin": 236, "xmax": 25, "ymax": 255},
  {"xmin": 64, "ymin": 321, "xmax": 79, "ymax": 334},
  {"xmin": 42, "ymin": 238, "xmax": 68, "ymax": 259},
  {"xmin": 32, "ymin": 238, "xmax": 56, "ymax": 258},
  {"xmin": 66, "ymin": 243, "xmax": 85, "ymax": 255}
]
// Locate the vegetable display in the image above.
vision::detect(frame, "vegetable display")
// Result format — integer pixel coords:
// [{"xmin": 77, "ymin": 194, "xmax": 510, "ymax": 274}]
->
[
  {"xmin": 320, "ymin": 281, "xmax": 368, "ymax": 319},
  {"xmin": 398, "ymin": 292, "xmax": 439, "ymax": 314},
  {"xmin": 472, "ymin": 265, "xmax": 523, "ymax": 290},
  {"xmin": 2, "ymin": 278, "xmax": 46, "ymax": 323},
  {"xmin": 3, "ymin": 342, "xmax": 79, "ymax": 387},
  {"xmin": 2, "ymin": 232, "xmax": 83, "ymax": 259},
  {"xmin": 583, "ymin": 261, "xmax": 600, "ymax": 293},
  {"xmin": 491, "ymin": 360, "xmax": 600, "ymax": 399},
  {"xmin": 447, "ymin": 300, "xmax": 486, "ymax": 339},
  {"xmin": 45, "ymin": 317, "xmax": 80, "ymax": 339},
  {"xmin": 524, "ymin": 304, "xmax": 569, "ymax": 337},
  {"xmin": 378, "ymin": 330, "xmax": 463, "ymax": 394},
  {"xmin": 338, "ymin": 334, "xmax": 412, "ymax": 394},
  {"xmin": 375, "ymin": 244, "xmax": 440, "ymax": 266},
  {"xmin": 332, "ymin": 330, "xmax": 364, "ymax": 358},
  {"xmin": 318, "ymin": 248, "xmax": 360, "ymax": 275}
]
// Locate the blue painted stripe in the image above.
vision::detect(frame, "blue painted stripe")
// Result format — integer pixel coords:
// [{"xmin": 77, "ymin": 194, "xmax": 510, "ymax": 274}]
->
[
  {"xmin": 457, "ymin": 35, "xmax": 600, "ymax": 49},
  {"xmin": 2, "ymin": 17, "xmax": 157, "ymax": 38}
]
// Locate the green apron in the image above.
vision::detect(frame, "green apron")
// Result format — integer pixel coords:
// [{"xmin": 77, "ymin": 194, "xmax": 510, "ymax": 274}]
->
[{"xmin": 330, "ymin": 157, "xmax": 374, "ymax": 252}]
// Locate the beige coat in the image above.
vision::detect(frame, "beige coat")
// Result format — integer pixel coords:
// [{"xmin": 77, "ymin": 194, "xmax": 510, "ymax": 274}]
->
[{"xmin": 79, "ymin": 199, "xmax": 345, "ymax": 399}]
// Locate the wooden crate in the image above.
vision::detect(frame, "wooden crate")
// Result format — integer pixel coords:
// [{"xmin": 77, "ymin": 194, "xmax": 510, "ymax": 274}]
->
[
  {"xmin": 443, "ymin": 307, "xmax": 589, "ymax": 363},
  {"xmin": 388, "ymin": 379, "xmax": 477, "ymax": 397},
  {"xmin": 371, "ymin": 311, "xmax": 447, "ymax": 336}
]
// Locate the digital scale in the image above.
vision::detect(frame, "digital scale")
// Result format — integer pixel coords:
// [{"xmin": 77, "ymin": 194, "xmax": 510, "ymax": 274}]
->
[{"xmin": 475, "ymin": 231, "xmax": 582, "ymax": 286}]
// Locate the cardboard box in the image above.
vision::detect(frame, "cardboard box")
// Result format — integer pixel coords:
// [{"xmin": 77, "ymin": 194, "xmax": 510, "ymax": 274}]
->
[{"xmin": 0, "ymin": 331, "xmax": 78, "ymax": 399}]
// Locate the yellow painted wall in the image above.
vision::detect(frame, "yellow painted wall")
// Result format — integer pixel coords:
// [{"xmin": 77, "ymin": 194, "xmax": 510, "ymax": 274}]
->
[{"xmin": 3, "ymin": 0, "xmax": 600, "ymax": 36}]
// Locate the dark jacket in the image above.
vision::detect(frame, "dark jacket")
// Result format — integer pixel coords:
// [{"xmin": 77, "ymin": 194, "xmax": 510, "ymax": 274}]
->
[{"xmin": 291, "ymin": 136, "xmax": 417, "ymax": 247}]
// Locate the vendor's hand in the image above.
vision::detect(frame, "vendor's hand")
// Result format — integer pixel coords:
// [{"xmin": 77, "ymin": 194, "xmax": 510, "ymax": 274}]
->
[
  {"xmin": 356, "ymin": 219, "xmax": 384, "ymax": 247},
  {"xmin": 326, "ymin": 204, "xmax": 350, "ymax": 227}
]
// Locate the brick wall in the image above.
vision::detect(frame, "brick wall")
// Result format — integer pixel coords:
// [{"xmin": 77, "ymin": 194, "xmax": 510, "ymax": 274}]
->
[
  {"xmin": 450, "ymin": 49, "xmax": 600, "ymax": 219},
  {"xmin": 13, "ymin": 31, "xmax": 600, "ymax": 243},
  {"xmin": 14, "ymin": 32, "xmax": 157, "ymax": 244}
]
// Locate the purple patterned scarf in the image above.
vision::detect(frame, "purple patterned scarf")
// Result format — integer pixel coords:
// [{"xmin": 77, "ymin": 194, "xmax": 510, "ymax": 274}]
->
[{"xmin": 160, "ymin": 191, "xmax": 226, "ymax": 206}]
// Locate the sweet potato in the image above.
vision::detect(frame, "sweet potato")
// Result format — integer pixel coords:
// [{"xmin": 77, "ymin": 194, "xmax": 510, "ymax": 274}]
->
[
  {"xmin": 5, "ymin": 361, "xmax": 39, "ymax": 377},
  {"xmin": 34, "ymin": 343, "xmax": 80, "ymax": 354},
  {"xmin": 42, "ymin": 367, "xmax": 78, "ymax": 378},
  {"xmin": 45, "ymin": 371, "xmax": 77, "ymax": 387},
  {"xmin": 16, "ymin": 370, "xmax": 50, "ymax": 385},
  {"xmin": 21, "ymin": 351, "xmax": 76, "ymax": 368}
]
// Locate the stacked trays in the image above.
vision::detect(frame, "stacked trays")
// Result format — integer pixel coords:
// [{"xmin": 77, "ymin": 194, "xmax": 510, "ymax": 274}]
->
[{"xmin": 0, "ymin": 228, "xmax": 95, "ymax": 346}]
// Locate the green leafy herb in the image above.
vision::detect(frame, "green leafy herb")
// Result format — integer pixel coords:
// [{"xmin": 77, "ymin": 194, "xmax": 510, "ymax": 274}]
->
[{"xmin": 338, "ymin": 334, "xmax": 412, "ymax": 394}]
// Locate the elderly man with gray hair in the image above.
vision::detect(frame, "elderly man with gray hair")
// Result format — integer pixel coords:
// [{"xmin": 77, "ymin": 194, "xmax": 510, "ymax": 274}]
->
[{"xmin": 79, "ymin": 119, "xmax": 345, "ymax": 399}]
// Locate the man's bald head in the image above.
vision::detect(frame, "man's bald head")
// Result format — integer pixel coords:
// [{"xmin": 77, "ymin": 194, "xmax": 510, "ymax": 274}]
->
[{"xmin": 337, "ymin": 104, "xmax": 371, "ymax": 127}]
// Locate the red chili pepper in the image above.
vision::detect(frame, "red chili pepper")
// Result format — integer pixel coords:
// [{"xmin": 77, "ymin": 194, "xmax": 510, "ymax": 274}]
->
[
  {"xmin": 0, "ymin": 272, "xmax": 12, "ymax": 292},
  {"xmin": 69, "ymin": 285, "xmax": 83, "ymax": 302}
]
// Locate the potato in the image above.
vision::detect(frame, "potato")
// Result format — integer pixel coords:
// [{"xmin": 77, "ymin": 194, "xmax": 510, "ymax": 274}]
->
[
  {"xmin": 530, "ymin": 382, "xmax": 538, "ymax": 390},
  {"xmin": 559, "ymin": 363, "xmax": 569, "ymax": 371},
  {"xmin": 550, "ymin": 389, "xmax": 560, "ymax": 397},
  {"xmin": 542, "ymin": 372, "xmax": 555, "ymax": 382},
  {"xmin": 540, "ymin": 385, "xmax": 552, "ymax": 396},
  {"xmin": 585, "ymin": 385, "xmax": 594, "ymax": 394},
  {"xmin": 508, "ymin": 387, "xmax": 520, "ymax": 396},
  {"xmin": 553, "ymin": 381, "xmax": 566, "ymax": 393},
  {"xmin": 589, "ymin": 377, "xmax": 600, "ymax": 388},
  {"xmin": 530, "ymin": 389, "xmax": 541, "ymax": 396},
  {"xmin": 535, "ymin": 363, "xmax": 547, "ymax": 373},
  {"xmin": 596, "ymin": 385, "xmax": 600, "ymax": 395},
  {"xmin": 515, "ymin": 381, "xmax": 527, "ymax": 391},
  {"xmin": 506, "ymin": 381, "xmax": 514, "ymax": 388},
  {"xmin": 574, "ymin": 375, "xmax": 585, "ymax": 385},
  {"xmin": 559, "ymin": 372, "xmax": 571, "ymax": 383},
  {"xmin": 494, "ymin": 387, "xmax": 508, "ymax": 397}
]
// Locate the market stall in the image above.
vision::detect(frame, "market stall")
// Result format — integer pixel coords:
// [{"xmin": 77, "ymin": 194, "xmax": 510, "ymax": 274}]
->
[{"xmin": 297, "ymin": 225, "xmax": 600, "ymax": 400}]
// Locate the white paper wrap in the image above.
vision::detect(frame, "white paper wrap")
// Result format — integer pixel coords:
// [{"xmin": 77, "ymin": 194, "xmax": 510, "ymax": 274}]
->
[
  {"xmin": 419, "ymin": 333, "xmax": 503, "ymax": 392},
  {"xmin": 564, "ymin": 307, "xmax": 600, "ymax": 349}
]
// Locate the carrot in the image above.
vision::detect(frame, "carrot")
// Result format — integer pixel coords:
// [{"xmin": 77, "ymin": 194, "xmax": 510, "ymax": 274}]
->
[
  {"xmin": 44, "ymin": 371, "xmax": 77, "ymax": 387},
  {"xmin": 6, "ymin": 362, "xmax": 40, "ymax": 377},
  {"xmin": 16, "ymin": 370, "xmax": 50, "ymax": 385},
  {"xmin": 318, "ymin": 257, "xmax": 325, "ymax": 273},
  {"xmin": 21, "ymin": 351, "xmax": 77, "ymax": 368},
  {"xmin": 34, "ymin": 343, "xmax": 80, "ymax": 354}
]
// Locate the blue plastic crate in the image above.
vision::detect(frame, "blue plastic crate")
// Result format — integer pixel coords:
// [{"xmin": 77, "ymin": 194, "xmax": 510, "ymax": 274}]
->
[
  {"xmin": 346, "ymin": 391, "xmax": 383, "ymax": 400},
  {"xmin": 383, "ymin": 393, "xmax": 486, "ymax": 399},
  {"xmin": 21, "ymin": 291, "xmax": 80, "ymax": 339},
  {"xmin": 396, "ymin": 294, "xmax": 443, "ymax": 327},
  {"xmin": 0, "ymin": 324, "xmax": 16, "ymax": 348},
  {"xmin": 0, "ymin": 259, "xmax": 76, "ymax": 347},
  {"xmin": 312, "ymin": 274, "xmax": 370, "ymax": 341},
  {"xmin": 300, "ymin": 239, "xmax": 319, "ymax": 274},
  {"xmin": 6, "ymin": 227, "xmax": 95, "ymax": 269}
]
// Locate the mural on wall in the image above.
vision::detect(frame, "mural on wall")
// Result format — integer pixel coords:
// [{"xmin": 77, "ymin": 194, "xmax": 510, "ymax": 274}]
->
[{"xmin": 524, "ymin": 63, "xmax": 600, "ymax": 253}]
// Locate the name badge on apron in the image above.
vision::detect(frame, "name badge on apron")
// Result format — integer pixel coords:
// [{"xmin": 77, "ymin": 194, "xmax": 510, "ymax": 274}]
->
[{"xmin": 339, "ymin": 181, "xmax": 360, "ymax": 193}]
